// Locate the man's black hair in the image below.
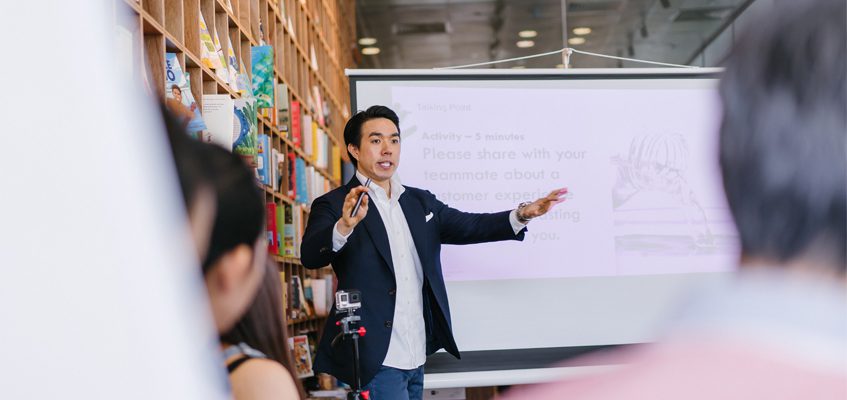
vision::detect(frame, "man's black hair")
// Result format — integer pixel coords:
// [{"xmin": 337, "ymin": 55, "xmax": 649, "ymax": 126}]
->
[{"xmin": 342, "ymin": 105, "xmax": 400, "ymax": 169}]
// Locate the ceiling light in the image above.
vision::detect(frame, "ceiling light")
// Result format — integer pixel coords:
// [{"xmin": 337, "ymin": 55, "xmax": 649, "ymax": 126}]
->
[
  {"xmin": 518, "ymin": 30, "xmax": 537, "ymax": 38},
  {"xmin": 567, "ymin": 37, "xmax": 586, "ymax": 45},
  {"xmin": 572, "ymin": 27, "xmax": 592, "ymax": 36},
  {"xmin": 361, "ymin": 47, "xmax": 380, "ymax": 55},
  {"xmin": 358, "ymin": 37, "xmax": 377, "ymax": 46},
  {"xmin": 516, "ymin": 40, "xmax": 535, "ymax": 48}
]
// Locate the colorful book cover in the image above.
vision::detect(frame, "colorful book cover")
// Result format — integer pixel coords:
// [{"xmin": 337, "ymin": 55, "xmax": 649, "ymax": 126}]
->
[
  {"xmin": 233, "ymin": 98, "xmax": 258, "ymax": 166},
  {"xmin": 289, "ymin": 335, "xmax": 314, "ymax": 378},
  {"xmin": 256, "ymin": 133, "xmax": 269, "ymax": 185},
  {"xmin": 290, "ymin": 100, "xmax": 301, "ymax": 147},
  {"xmin": 198, "ymin": 13, "xmax": 223, "ymax": 70},
  {"xmin": 164, "ymin": 53, "xmax": 207, "ymax": 137},
  {"xmin": 266, "ymin": 202, "xmax": 279, "ymax": 254},
  {"xmin": 201, "ymin": 94, "xmax": 235, "ymax": 149},
  {"xmin": 237, "ymin": 60, "xmax": 253, "ymax": 98},
  {"xmin": 251, "ymin": 45, "xmax": 275, "ymax": 108},
  {"xmin": 275, "ymin": 202, "xmax": 285, "ymax": 256},
  {"xmin": 295, "ymin": 157, "xmax": 307, "ymax": 203},
  {"xmin": 225, "ymin": 35, "xmax": 239, "ymax": 90},
  {"xmin": 283, "ymin": 203, "xmax": 295, "ymax": 257},
  {"xmin": 212, "ymin": 28, "xmax": 229, "ymax": 83}
]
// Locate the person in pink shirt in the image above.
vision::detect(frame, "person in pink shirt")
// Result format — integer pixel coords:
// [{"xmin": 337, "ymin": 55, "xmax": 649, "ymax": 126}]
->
[{"xmin": 501, "ymin": 0, "xmax": 847, "ymax": 398}]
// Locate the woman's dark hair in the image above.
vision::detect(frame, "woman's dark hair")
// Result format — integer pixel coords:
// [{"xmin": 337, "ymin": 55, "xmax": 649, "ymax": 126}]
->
[
  {"xmin": 343, "ymin": 105, "xmax": 400, "ymax": 169},
  {"xmin": 221, "ymin": 260, "xmax": 306, "ymax": 399},
  {"xmin": 718, "ymin": 0, "xmax": 845, "ymax": 270},
  {"xmin": 199, "ymin": 143, "xmax": 266, "ymax": 273}
]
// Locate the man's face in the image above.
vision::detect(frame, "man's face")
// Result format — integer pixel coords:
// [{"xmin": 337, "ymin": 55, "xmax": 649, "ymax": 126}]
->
[
  {"xmin": 349, "ymin": 117, "xmax": 400, "ymax": 184},
  {"xmin": 172, "ymin": 88, "xmax": 182, "ymax": 102}
]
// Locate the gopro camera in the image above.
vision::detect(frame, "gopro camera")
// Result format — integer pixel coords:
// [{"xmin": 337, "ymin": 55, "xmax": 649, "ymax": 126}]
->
[{"xmin": 335, "ymin": 289, "xmax": 362, "ymax": 312}]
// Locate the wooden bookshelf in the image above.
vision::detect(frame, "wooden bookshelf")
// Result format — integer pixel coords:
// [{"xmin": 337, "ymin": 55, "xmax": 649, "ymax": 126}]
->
[{"xmin": 115, "ymin": 0, "xmax": 355, "ymax": 392}]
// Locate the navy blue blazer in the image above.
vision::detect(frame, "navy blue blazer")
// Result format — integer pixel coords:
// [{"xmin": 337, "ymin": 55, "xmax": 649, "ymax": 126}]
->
[{"xmin": 300, "ymin": 176, "xmax": 526, "ymax": 386}]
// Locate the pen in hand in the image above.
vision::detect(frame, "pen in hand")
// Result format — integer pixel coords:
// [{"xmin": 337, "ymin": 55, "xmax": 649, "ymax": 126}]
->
[{"xmin": 350, "ymin": 178, "xmax": 371, "ymax": 218}]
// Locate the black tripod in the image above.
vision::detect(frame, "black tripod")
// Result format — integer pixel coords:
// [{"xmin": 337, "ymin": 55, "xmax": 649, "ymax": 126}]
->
[{"xmin": 332, "ymin": 306, "xmax": 368, "ymax": 400}]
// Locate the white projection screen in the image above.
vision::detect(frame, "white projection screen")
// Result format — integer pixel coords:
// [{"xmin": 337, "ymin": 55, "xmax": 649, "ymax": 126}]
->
[{"xmin": 348, "ymin": 69, "xmax": 738, "ymax": 384}]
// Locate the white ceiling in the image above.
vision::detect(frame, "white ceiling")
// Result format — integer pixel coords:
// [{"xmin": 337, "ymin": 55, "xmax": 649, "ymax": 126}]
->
[{"xmin": 356, "ymin": 0, "xmax": 751, "ymax": 69}]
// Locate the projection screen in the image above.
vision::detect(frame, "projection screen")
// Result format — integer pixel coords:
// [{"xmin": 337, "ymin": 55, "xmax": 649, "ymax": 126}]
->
[{"xmin": 348, "ymin": 68, "xmax": 737, "ymax": 386}]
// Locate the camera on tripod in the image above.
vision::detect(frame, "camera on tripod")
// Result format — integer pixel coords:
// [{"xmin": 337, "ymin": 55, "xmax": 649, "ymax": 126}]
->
[{"xmin": 335, "ymin": 289, "xmax": 361, "ymax": 312}]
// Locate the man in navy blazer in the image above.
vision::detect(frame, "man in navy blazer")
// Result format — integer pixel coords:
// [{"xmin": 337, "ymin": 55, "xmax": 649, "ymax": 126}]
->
[{"xmin": 301, "ymin": 105, "xmax": 566, "ymax": 399}]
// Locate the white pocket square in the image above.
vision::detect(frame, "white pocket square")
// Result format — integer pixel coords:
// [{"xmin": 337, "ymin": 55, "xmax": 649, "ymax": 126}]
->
[{"xmin": 425, "ymin": 212, "xmax": 434, "ymax": 222}]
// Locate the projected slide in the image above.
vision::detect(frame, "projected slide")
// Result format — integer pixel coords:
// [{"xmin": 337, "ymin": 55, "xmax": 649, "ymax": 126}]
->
[{"xmin": 388, "ymin": 84, "xmax": 737, "ymax": 281}]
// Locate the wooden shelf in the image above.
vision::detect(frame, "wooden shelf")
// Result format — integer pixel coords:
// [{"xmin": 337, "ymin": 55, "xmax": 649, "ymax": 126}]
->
[{"xmin": 117, "ymin": 0, "xmax": 356, "ymax": 389}]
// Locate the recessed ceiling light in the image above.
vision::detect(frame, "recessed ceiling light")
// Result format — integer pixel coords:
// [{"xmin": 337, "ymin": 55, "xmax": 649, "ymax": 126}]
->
[
  {"xmin": 518, "ymin": 30, "xmax": 537, "ymax": 38},
  {"xmin": 516, "ymin": 40, "xmax": 535, "ymax": 48},
  {"xmin": 358, "ymin": 37, "xmax": 377, "ymax": 46},
  {"xmin": 361, "ymin": 47, "xmax": 380, "ymax": 55},
  {"xmin": 573, "ymin": 27, "xmax": 592, "ymax": 36},
  {"xmin": 568, "ymin": 37, "xmax": 586, "ymax": 45}
]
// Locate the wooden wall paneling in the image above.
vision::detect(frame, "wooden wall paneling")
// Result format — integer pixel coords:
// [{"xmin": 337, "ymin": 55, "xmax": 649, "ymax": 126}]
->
[
  {"xmin": 143, "ymin": 0, "xmax": 165, "ymax": 25},
  {"xmin": 164, "ymin": 0, "xmax": 184, "ymax": 42}
]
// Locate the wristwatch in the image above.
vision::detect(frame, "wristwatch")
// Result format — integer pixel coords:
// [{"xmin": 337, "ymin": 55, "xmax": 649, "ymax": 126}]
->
[{"xmin": 516, "ymin": 201, "xmax": 533, "ymax": 224}]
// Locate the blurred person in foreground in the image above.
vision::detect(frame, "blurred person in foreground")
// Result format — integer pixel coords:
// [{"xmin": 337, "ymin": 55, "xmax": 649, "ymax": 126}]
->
[
  {"xmin": 166, "ymin": 105, "xmax": 302, "ymax": 398},
  {"xmin": 166, "ymin": 106, "xmax": 266, "ymax": 334},
  {"xmin": 221, "ymin": 260, "xmax": 305, "ymax": 400},
  {"xmin": 501, "ymin": 0, "xmax": 846, "ymax": 398}
]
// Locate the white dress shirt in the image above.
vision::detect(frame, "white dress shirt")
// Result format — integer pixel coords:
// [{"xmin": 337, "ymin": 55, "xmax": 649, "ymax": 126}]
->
[{"xmin": 332, "ymin": 171, "xmax": 527, "ymax": 369}]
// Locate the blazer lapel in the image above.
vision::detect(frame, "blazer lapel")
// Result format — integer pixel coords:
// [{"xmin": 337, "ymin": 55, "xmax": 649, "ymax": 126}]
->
[
  {"xmin": 347, "ymin": 176, "xmax": 395, "ymax": 274},
  {"xmin": 399, "ymin": 189, "xmax": 430, "ymax": 266}
]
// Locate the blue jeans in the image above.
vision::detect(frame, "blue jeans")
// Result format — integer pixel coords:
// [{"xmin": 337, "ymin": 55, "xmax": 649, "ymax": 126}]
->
[{"xmin": 363, "ymin": 365, "xmax": 424, "ymax": 400}]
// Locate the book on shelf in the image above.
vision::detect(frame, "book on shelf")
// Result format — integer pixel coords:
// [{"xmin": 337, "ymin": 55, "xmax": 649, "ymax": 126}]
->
[
  {"xmin": 295, "ymin": 157, "xmax": 307, "ymax": 203},
  {"xmin": 289, "ymin": 275, "xmax": 302, "ymax": 317},
  {"xmin": 288, "ymin": 334, "xmax": 314, "ymax": 379},
  {"xmin": 309, "ymin": 45, "xmax": 318, "ymax": 71},
  {"xmin": 283, "ymin": 203, "xmax": 296, "ymax": 257},
  {"xmin": 275, "ymin": 202, "xmax": 285, "ymax": 256},
  {"xmin": 278, "ymin": 269, "xmax": 287, "ymax": 315},
  {"xmin": 266, "ymin": 202, "xmax": 279, "ymax": 254},
  {"xmin": 292, "ymin": 204, "xmax": 304, "ymax": 257},
  {"xmin": 164, "ymin": 53, "xmax": 207, "ymax": 138},
  {"xmin": 286, "ymin": 152, "xmax": 297, "ymax": 199},
  {"xmin": 212, "ymin": 27, "xmax": 230, "ymax": 83},
  {"xmin": 257, "ymin": 133, "xmax": 270, "ymax": 185},
  {"xmin": 311, "ymin": 85, "xmax": 325, "ymax": 127},
  {"xmin": 233, "ymin": 98, "xmax": 258, "ymax": 166},
  {"xmin": 331, "ymin": 146, "xmax": 341, "ymax": 181},
  {"xmin": 276, "ymin": 83, "xmax": 290, "ymax": 132},
  {"xmin": 199, "ymin": 13, "xmax": 224, "ymax": 71},
  {"xmin": 237, "ymin": 60, "xmax": 253, "ymax": 98},
  {"xmin": 251, "ymin": 45, "xmax": 275, "ymax": 109},
  {"xmin": 201, "ymin": 94, "xmax": 235, "ymax": 149},
  {"xmin": 290, "ymin": 100, "xmax": 302, "ymax": 147},
  {"xmin": 225, "ymin": 35, "xmax": 240, "ymax": 91},
  {"xmin": 301, "ymin": 114, "xmax": 313, "ymax": 159},
  {"xmin": 302, "ymin": 277, "xmax": 316, "ymax": 318}
]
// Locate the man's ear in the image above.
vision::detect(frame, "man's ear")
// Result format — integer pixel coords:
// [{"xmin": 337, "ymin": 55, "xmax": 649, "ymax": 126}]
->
[
  {"xmin": 213, "ymin": 244, "xmax": 253, "ymax": 293},
  {"xmin": 348, "ymin": 143, "xmax": 359, "ymax": 162}
]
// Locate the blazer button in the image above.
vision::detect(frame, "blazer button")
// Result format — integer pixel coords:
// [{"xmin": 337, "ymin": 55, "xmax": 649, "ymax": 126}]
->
[
  {"xmin": 388, "ymin": 288, "xmax": 396, "ymax": 296},
  {"xmin": 384, "ymin": 320, "xmax": 392, "ymax": 328}
]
